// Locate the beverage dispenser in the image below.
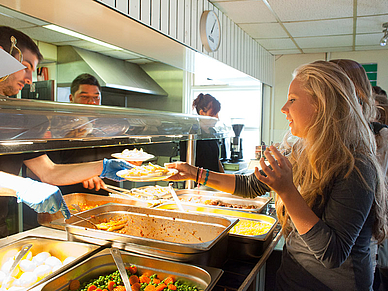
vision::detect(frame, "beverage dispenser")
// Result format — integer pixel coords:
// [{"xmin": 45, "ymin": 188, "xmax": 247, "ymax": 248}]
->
[{"xmin": 230, "ymin": 118, "xmax": 244, "ymax": 162}]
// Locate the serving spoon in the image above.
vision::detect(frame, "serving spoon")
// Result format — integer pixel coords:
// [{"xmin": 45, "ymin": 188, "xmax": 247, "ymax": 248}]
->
[{"xmin": 110, "ymin": 248, "xmax": 133, "ymax": 291}]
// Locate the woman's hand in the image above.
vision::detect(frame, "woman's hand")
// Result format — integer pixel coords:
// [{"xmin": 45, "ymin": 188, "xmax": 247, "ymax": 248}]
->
[
  {"xmin": 82, "ymin": 176, "xmax": 106, "ymax": 191},
  {"xmin": 254, "ymin": 145, "xmax": 296, "ymax": 196},
  {"xmin": 164, "ymin": 162, "xmax": 197, "ymax": 181}
]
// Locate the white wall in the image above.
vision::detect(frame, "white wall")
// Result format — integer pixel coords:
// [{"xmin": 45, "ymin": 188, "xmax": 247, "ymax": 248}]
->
[
  {"xmin": 97, "ymin": 0, "xmax": 275, "ymax": 87},
  {"xmin": 272, "ymin": 50, "xmax": 388, "ymax": 143}
]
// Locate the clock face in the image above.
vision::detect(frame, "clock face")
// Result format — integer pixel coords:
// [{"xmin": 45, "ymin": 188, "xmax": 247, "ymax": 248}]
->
[{"xmin": 200, "ymin": 10, "xmax": 221, "ymax": 52}]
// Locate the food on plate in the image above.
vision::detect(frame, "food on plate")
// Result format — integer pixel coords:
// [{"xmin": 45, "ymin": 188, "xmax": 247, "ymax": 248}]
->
[
  {"xmin": 0, "ymin": 249, "xmax": 75, "ymax": 290},
  {"xmin": 70, "ymin": 264, "xmax": 198, "ymax": 291},
  {"xmin": 121, "ymin": 148, "xmax": 150, "ymax": 158},
  {"xmin": 179, "ymin": 196, "xmax": 259, "ymax": 209},
  {"xmin": 112, "ymin": 148, "xmax": 154, "ymax": 161},
  {"xmin": 229, "ymin": 219, "xmax": 272, "ymax": 236},
  {"xmin": 122, "ymin": 163, "xmax": 170, "ymax": 177}
]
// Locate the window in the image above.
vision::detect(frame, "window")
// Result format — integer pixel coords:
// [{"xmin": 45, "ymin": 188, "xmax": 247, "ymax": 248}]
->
[
  {"xmin": 362, "ymin": 63, "xmax": 377, "ymax": 87},
  {"xmin": 191, "ymin": 86, "xmax": 263, "ymax": 161}
]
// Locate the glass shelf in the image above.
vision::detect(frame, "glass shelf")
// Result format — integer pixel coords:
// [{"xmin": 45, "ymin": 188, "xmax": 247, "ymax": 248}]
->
[{"xmin": 0, "ymin": 98, "xmax": 230, "ymax": 154}]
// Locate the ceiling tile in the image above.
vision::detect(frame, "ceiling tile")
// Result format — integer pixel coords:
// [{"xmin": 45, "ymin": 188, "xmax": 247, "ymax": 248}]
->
[
  {"xmin": 356, "ymin": 33, "xmax": 384, "ymax": 46},
  {"xmin": 295, "ymin": 35, "xmax": 353, "ymax": 48},
  {"xmin": 213, "ymin": 1, "xmax": 276, "ymax": 23},
  {"xmin": 284, "ymin": 18, "xmax": 353, "ymax": 37},
  {"xmin": 357, "ymin": 15, "xmax": 388, "ymax": 34},
  {"xmin": 268, "ymin": 49, "xmax": 302, "ymax": 55},
  {"xmin": 267, "ymin": 0, "xmax": 354, "ymax": 21},
  {"xmin": 256, "ymin": 38, "xmax": 298, "ymax": 50},
  {"xmin": 357, "ymin": 0, "xmax": 388, "ymax": 16},
  {"xmin": 239, "ymin": 23, "xmax": 288, "ymax": 38},
  {"xmin": 303, "ymin": 46, "xmax": 353, "ymax": 53},
  {"xmin": 355, "ymin": 45, "xmax": 388, "ymax": 51}
]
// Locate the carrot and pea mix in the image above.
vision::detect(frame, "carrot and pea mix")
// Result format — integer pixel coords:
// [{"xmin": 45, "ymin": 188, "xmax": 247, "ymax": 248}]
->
[{"xmin": 69, "ymin": 265, "xmax": 199, "ymax": 291}]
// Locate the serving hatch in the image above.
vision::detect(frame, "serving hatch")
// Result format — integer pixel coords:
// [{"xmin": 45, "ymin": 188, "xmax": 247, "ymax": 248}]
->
[
  {"xmin": 34, "ymin": 248, "xmax": 223, "ymax": 291},
  {"xmin": 64, "ymin": 204, "xmax": 238, "ymax": 267}
]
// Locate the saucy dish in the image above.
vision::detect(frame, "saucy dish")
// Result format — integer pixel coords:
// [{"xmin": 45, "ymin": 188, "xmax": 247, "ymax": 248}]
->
[
  {"xmin": 69, "ymin": 264, "xmax": 199, "ymax": 291},
  {"xmin": 178, "ymin": 196, "xmax": 260, "ymax": 210}
]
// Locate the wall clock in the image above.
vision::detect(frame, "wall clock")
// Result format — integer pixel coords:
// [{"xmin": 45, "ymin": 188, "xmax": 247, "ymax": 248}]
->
[{"xmin": 200, "ymin": 10, "xmax": 221, "ymax": 52}]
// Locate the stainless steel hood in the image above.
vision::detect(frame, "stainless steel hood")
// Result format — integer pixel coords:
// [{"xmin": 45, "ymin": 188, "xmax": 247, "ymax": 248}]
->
[{"xmin": 57, "ymin": 46, "xmax": 168, "ymax": 96}]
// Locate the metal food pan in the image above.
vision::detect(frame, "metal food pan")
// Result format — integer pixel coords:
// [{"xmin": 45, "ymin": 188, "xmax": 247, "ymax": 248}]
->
[
  {"xmin": 168, "ymin": 190, "xmax": 272, "ymax": 213},
  {"xmin": 0, "ymin": 236, "xmax": 100, "ymax": 290},
  {"xmin": 154, "ymin": 203, "xmax": 278, "ymax": 261},
  {"xmin": 65, "ymin": 204, "xmax": 237, "ymax": 267},
  {"xmin": 38, "ymin": 193, "xmax": 153, "ymax": 230},
  {"xmin": 35, "ymin": 248, "xmax": 223, "ymax": 291}
]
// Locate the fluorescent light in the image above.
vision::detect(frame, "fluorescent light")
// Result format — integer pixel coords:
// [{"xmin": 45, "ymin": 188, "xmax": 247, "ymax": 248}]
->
[{"xmin": 43, "ymin": 24, "xmax": 123, "ymax": 50}]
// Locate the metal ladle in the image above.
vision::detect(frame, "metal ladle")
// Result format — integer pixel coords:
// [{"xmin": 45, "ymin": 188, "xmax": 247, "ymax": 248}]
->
[{"xmin": 110, "ymin": 248, "xmax": 132, "ymax": 291}]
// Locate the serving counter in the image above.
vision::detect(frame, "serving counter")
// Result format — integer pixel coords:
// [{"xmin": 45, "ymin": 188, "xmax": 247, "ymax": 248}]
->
[
  {"xmin": 0, "ymin": 223, "xmax": 282, "ymax": 291},
  {"xmin": 0, "ymin": 99, "xmax": 281, "ymax": 291}
]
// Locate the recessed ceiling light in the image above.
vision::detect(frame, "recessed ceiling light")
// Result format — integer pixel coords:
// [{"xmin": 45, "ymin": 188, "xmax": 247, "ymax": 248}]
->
[{"xmin": 43, "ymin": 24, "xmax": 123, "ymax": 50}]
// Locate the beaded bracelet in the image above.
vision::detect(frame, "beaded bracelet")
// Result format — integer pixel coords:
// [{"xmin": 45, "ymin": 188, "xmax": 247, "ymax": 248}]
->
[{"xmin": 203, "ymin": 169, "xmax": 210, "ymax": 186}]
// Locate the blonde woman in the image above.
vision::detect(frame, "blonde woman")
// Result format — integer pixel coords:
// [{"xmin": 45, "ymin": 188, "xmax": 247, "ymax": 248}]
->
[{"xmin": 167, "ymin": 61, "xmax": 388, "ymax": 290}]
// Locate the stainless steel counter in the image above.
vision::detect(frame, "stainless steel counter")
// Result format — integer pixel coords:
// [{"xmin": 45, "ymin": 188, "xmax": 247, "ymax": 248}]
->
[{"xmin": 0, "ymin": 225, "xmax": 282, "ymax": 291}]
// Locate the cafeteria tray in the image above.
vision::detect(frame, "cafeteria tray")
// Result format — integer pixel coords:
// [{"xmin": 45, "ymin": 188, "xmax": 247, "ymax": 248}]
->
[
  {"xmin": 166, "ymin": 190, "xmax": 272, "ymax": 213},
  {"xmin": 154, "ymin": 203, "xmax": 278, "ymax": 261},
  {"xmin": 0, "ymin": 236, "xmax": 100, "ymax": 290},
  {"xmin": 64, "ymin": 204, "xmax": 238, "ymax": 267},
  {"xmin": 35, "ymin": 248, "xmax": 223, "ymax": 291},
  {"xmin": 37, "ymin": 193, "xmax": 153, "ymax": 230}
]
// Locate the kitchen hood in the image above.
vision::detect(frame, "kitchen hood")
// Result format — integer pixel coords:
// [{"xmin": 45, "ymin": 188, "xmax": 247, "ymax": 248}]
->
[{"xmin": 57, "ymin": 46, "xmax": 168, "ymax": 96}]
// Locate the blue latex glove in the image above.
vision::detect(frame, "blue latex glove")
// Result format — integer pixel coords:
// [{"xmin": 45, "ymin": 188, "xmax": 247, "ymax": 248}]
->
[
  {"xmin": 0, "ymin": 172, "xmax": 71, "ymax": 219},
  {"xmin": 100, "ymin": 158, "xmax": 134, "ymax": 182}
]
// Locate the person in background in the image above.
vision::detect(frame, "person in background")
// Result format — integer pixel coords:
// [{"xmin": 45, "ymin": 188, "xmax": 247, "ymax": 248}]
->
[
  {"xmin": 48, "ymin": 73, "xmax": 141, "ymax": 195},
  {"xmin": 69, "ymin": 73, "xmax": 101, "ymax": 105},
  {"xmin": 0, "ymin": 26, "xmax": 134, "ymax": 237},
  {"xmin": 167, "ymin": 61, "xmax": 388, "ymax": 290},
  {"xmin": 179, "ymin": 93, "xmax": 224, "ymax": 185},
  {"xmin": 329, "ymin": 59, "xmax": 388, "ymax": 291},
  {"xmin": 373, "ymin": 85, "xmax": 387, "ymax": 98}
]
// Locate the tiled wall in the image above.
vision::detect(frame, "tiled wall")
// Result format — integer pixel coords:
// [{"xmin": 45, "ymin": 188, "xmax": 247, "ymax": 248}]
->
[{"xmin": 96, "ymin": 0, "xmax": 275, "ymax": 86}]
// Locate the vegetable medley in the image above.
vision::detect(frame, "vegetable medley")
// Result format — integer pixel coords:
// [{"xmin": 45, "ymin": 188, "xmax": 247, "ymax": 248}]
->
[{"xmin": 69, "ymin": 265, "xmax": 199, "ymax": 291}]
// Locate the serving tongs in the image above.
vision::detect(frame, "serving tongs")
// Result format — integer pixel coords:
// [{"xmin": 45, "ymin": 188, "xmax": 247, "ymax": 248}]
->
[
  {"xmin": 110, "ymin": 248, "xmax": 133, "ymax": 291},
  {"xmin": 1, "ymin": 244, "xmax": 32, "ymax": 290}
]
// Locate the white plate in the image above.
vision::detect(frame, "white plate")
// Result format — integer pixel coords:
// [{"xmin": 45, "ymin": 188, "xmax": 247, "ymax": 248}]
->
[
  {"xmin": 117, "ymin": 168, "xmax": 178, "ymax": 182},
  {"xmin": 111, "ymin": 153, "xmax": 155, "ymax": 162}
]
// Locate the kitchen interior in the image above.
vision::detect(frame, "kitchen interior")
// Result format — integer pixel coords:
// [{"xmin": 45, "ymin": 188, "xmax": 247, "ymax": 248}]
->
[{"xmin": 0, "ymin": 0, "xmax": 387, "ymax": 291}]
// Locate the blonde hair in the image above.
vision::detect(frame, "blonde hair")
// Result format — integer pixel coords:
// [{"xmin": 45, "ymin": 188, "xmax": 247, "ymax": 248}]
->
[{"xmin": 276, "ymin": 61, "xmax": 388, "ymax": 243}]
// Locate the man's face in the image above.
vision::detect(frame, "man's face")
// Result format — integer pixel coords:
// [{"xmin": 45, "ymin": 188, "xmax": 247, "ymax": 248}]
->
[
  {"xmin": 0, "ymin": 49, "xmax": 39, "ymax": 97},
  {"xmin": 70, "ymin": 84, "xmax": 101, "ymax": 105}
]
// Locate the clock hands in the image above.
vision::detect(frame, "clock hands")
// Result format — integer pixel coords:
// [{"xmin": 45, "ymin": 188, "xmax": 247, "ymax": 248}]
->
[{"xmin": 211, "ymin": 20, "xmax": 217, "ymax": 34}]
